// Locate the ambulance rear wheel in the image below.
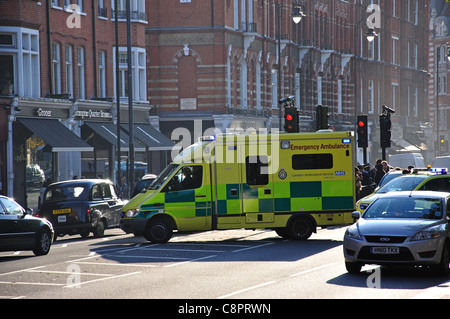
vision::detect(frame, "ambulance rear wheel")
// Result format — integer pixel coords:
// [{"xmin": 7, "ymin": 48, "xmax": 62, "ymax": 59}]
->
[
  {"xmin": 145, "ymin": 217, "xmax": 173, "ymax": 243},
  {"xmin": 287, "ymin": 217, "xmax": 313, "ymax": 240}
]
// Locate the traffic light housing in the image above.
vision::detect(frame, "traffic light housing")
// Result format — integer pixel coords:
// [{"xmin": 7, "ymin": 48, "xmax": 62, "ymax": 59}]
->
[
  {"xmin": 356, "ymin": 115, "xmax": 368, "ymax": 148},
  {"xmin": 380, "ymin": 115, "xmax": 392, "ymax": 148},
  {"xmin": 316, "ymin": 105, "xmax": 329, "ymax": 130},
  {"xmin": 284, "ymin": 107, "xmax": 299, "ymax": 133}
]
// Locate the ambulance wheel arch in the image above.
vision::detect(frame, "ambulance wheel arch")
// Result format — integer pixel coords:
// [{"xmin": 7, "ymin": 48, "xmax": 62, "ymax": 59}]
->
[
  {"xmin": 286, "ymin": 214, "xmax": 317, "ymax": 240},
  {"xmin": 144, "ymin": 214, "xmax": 177, "ymax": 243}
]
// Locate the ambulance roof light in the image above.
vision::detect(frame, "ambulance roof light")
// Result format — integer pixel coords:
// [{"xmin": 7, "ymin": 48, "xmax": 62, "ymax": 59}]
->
[
  {"xmin": 200, "ymin": 136, "xmax": 216, "ymax": 142},
  {"xmin": 430, "ymin": 168, "xmax": 448, "ymax": 174}
]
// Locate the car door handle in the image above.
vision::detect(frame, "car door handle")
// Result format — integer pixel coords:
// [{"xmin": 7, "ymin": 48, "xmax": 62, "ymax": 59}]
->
[
  {"xmin": 195, "ymin": 194, "xmax": 206, "ymax": 198},
  {"xmin": 264, "ymin": 188, "xmax": 271, "ymax": 195}
]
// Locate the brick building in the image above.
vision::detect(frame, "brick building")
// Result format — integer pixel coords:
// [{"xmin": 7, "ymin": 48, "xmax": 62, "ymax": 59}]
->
[
  {"xmin": 147, "ymin": 0, "xmax": 430, "ymax": 164},
  {"xmin": 0, "ymin": 0, "xmax": 173, "ymax": 209},
  {"xmin": 429, "ymin": 0, "xmax": 450, "ymax": 159}
]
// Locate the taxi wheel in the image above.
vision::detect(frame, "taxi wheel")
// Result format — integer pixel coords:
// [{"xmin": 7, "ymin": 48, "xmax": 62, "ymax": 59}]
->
[
  {"xmin": 287, "ymin": 217, "xmax": 313, "ymax": 240},
  {"xmin": 93, "ymin": 220, "xmax": 105, "ymax": 238},
  {"xmin": 145, "ymin": 217, "xmax": 173, "ymax": 243}
]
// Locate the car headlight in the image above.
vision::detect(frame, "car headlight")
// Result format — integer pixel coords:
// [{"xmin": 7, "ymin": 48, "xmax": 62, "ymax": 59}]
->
[
  {"xmin": 125, "ymin": 209, "xmax": 140, "ymax": 218},
  {"xmin": 411, "ymin": 224, "xmax": 445, "ymax": 242},
  {"xmin": 345, "ymin": 225, "xmax": 362, "ymax": 241}
]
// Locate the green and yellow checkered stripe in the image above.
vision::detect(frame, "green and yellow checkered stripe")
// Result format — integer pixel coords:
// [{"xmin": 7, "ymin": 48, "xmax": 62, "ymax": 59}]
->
[{"xmin": 215, "ymin": 181, "xmax": 354, "ymax": 215}]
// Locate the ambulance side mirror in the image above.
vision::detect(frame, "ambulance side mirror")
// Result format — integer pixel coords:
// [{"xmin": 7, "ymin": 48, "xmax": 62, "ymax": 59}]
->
[{"xmin": 352, "ymin": 211, "xmax": 361, "ymax": 220}]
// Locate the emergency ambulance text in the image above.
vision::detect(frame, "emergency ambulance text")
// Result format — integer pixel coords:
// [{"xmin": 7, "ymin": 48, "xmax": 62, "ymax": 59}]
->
[{"xmin": 290, "ymin": 143, "xmax": 350, "ymax": 151}]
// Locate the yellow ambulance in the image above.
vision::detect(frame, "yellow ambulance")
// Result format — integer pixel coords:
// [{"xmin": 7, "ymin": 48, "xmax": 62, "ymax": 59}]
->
[{"xmin": 120, "ymin": 131, "xmax": 356, "ymax": 243}]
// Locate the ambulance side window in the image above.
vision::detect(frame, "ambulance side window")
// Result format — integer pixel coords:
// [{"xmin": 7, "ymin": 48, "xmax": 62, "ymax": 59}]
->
[
  {"xmin": 292, "ymin": 154, "xmax": 333, "ymax": 170},
  {"xmin": 163, "ymin": 165, "xmax": 203, "ymax": 192},
  {"xmin": 246, "ymin": 156, "xmax": 268, "ymax": 186}
]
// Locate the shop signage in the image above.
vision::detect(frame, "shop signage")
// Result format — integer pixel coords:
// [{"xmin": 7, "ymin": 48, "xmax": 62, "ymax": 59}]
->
[
  {"xmin": 36, "ymin": 108, "xmax": 52, "ymax": 117},
  {"xmin": 74, "ymin": 109, "xmax": 112, "ymax": 119}
]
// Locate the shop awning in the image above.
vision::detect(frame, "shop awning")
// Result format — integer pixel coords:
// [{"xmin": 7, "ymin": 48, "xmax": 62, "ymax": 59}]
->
[
  {"xmin": 121, "ymin": 123, "xmax": 177, "ymax": 151},
  {"xmin": 83, "ymin": 121, "xmax": 145, "ymax": 152},
  {"xmin": 17, "ymin": 118, "xmax": 93, "ymax": 152}
]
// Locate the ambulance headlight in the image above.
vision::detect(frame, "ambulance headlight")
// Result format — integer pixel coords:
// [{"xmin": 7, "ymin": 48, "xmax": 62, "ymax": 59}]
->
[{"xmin": 125, "ymin": 209, "xmax": 140, "ymax": 218}]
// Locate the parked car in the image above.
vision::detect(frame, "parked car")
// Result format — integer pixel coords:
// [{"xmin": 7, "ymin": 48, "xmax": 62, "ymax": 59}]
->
[
  {"xmin": 0, "ymin": 195, "xmax": 53, "ymax": 255},
  {"xmin": 355, "ymin": 170, "xmax": 450, "ymax": 212},
  {"xmin": 38, "ymin": 179, "xmax": 125, "ymax": 240},
  {"xmin": 131, "ymin": 174, "xmax": 157, "ymax": 198},
  {"xmin": 344, "ymin": 191, "xmax": 450, "ymax": 275}
]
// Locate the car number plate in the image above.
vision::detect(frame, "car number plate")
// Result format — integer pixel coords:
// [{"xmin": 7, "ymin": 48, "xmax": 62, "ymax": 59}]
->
[
  {"xmin": 58, "ymin": 215, "xmax": 67, "ymax": 223},
  {"xmin": 53, "ymin": 208, "xmax": 71, "ymax": 215},
  {"xmin": 371, "ymin": 247, "xmax": 399, "ymax": 255}
]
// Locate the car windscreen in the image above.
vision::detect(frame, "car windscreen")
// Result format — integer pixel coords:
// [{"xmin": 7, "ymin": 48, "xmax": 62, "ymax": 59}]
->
[
  {"xmin": 44, "ymin": 185, "xmax": 88, "ymax": 202},
  {"xmin": 148, "ymin": 164, "xmax": 179, "ymax": 190},
  {"xmin": 377, "ymin": 175, "xmax": 428, "ymax": 194},
  {"xmin": 363, "ymin": 197, "xmax": 443, "ymax": 220}
]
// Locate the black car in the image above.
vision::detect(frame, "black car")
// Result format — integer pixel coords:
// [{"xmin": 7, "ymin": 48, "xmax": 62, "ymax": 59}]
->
[
  {"xmin": 131, "ymin": 174, "xmax": 157, "ymax": 198},
  {"xmin": 0, "ymin": 195, "xmax": 54, "ymax": 256},
  {"xmin": 39, "ymin": 179, "xmax": 125, "ymax": 240}
]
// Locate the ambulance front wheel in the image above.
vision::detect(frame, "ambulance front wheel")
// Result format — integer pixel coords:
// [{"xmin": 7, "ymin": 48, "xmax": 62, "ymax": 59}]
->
[
  {"xmin": 144, "ymin": 216, "xmax": 174, "ymax": 243},
  {"xmin": 287, "ymin": 217, "xmax": 314, "ymax": 240}
]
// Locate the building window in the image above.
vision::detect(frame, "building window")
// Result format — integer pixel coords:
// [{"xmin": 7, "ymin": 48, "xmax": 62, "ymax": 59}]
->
[
  {"xmin": 77, "ymin": 47, "xmax": 85, "ymax": 99},
  {"xmin": 65, "ymin": 45, "xmax": 73, "ymax": 98},
  {"xmin": 114, "ymin": 47, "xmax": 147, "ymax": 102},
  {"xmin": 52, "ymin": 42, "xmax": 61, "ymax": 94},
  {"xmin": 392, "ymin": 83, "xmax": 398, "ymax": 110},
  {"xmin": 111, "ymin": 0, "xmax": 146, "ymax": 21},
  {"xmin": 0, "ymin": 28, "xmax": 40, "ymax": 97},
  {"xmin": 98, "ymin": 51, "xmax": 106, "ymax": 98},
  {"xmin": 368, "ymin": 80, "xmax": 374, "ymax": 113},
  {"xmin": 51, "ymin": 0, "xmax": 59, "ymax": 7},
  {"xmin": 392, "ymin": 36, "xmax": 399, "ymax": 65},
  {"xmin": 271, "ymin": 69, "xmax": 278, "ymax": 109},
  {"xmin": 98, "ymin": 0, "xmax": 107, "ymax": 18}
]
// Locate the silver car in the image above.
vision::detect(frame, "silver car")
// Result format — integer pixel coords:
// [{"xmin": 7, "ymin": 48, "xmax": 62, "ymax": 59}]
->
[{"xmin": 344, "ymin": 191, "xmax": 450, "ymax": 275}]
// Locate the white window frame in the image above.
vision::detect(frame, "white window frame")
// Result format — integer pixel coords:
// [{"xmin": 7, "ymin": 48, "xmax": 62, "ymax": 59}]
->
[
  {"xmin": 77, "ymin": 46, "xmax": 85, "ymax": 99},
  {"xmin": 98, "ymin": 51, "xmax": 106, "ymax": 98},
  {"xmin": 65, "ymin": 44, "xmax": 73, "ymax": 98},
  {"xmin": 113, "ymin": 47, "xmax": 147, "ymax": 102},
  {"xmin": 52, "ymin": 42, "xmax": 61, "ymax": 94}
]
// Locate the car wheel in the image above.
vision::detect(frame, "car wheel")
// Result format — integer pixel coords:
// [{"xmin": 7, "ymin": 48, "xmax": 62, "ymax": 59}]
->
[
  {"xmin": 33, "ymin": 229, "xmax": 52, "ymax": 256},
  {"xmin": 93, "ymin": 220, "xmax": 105, "ymax": 238},
  {"xmin": 345, "ymin": 261, "xmax": 362, "ymax": 274},
  {"xmin": 145, "ymin": 217, "xmax": 173, "ymax": 243},
  {"xmin": 287, "ymin": 217, "xmax": 314, "ymax": 240}
]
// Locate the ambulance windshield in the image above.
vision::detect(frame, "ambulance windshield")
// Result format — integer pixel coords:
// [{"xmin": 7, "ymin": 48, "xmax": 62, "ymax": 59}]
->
[{"xmin": 148, "ymin": 164, "xmax": 179, "ymax": 190}]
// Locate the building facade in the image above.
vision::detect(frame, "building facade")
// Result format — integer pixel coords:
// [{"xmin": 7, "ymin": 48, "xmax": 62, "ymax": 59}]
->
[
  {"xmin": 429, "ymin": 0, "xmax": 450, "ymax": 159},
  {"xmin": 0, "ymin": 0, "xmax": 173, "ymax": 210},
  {"xmin": 147, "ymin": 0, "xmax": 430, "ymax": 164}
]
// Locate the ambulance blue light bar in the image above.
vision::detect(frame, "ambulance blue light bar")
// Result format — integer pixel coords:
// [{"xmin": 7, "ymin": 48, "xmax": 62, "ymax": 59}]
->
[
  {"xmin": 430, "ymin": 168, "xmax": 448, "ymax": 174},
  {"xmin": 342, "ymin": 138, "xmax": 351, "ymax": 144}
]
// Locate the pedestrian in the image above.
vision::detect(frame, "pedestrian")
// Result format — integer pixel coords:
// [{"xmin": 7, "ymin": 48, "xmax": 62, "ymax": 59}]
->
[
  {"xmin": 118, "ymin": 176, "xmax": 129, "ymax": 200},
  {"xmin": 355, "ymin": 166, "xmax": 362, "ymax": 200},
  {"xmin": 374, "ymin": 163, "xmax": 385, "ymax": 186}
]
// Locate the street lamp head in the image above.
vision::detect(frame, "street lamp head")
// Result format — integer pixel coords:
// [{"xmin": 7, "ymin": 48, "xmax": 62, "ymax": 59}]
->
[
  {"xmin": 366, "ymin": 28, "xmax": 377, "ymax": 42},
  {"xmin": 366, "ymin": 28, "xmax": 378, "ymax": 42},
  {"xmin": 292, "ymin": 6, "xmax": 305, "ymax": 24}
]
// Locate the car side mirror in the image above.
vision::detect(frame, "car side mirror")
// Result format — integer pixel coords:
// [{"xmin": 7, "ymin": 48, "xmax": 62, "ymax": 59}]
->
[{"xmin": 352, "ymin": 211, "xmax": 361, "ymax": 220}]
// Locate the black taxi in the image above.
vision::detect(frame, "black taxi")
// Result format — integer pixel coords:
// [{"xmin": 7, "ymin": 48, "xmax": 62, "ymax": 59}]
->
[{"xmin": 38, "ymin": 179, "xmax": 125, "ymax": 240}]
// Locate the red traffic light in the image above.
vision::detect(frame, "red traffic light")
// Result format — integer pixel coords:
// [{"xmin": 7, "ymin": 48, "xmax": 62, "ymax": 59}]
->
[
  {"xmin": 358, "ymin": 121, "xmax": 365, "ymax": 127},
  {"xmin": 286, "ymin": 114, "xmax": 293, "ymax": 121}
]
